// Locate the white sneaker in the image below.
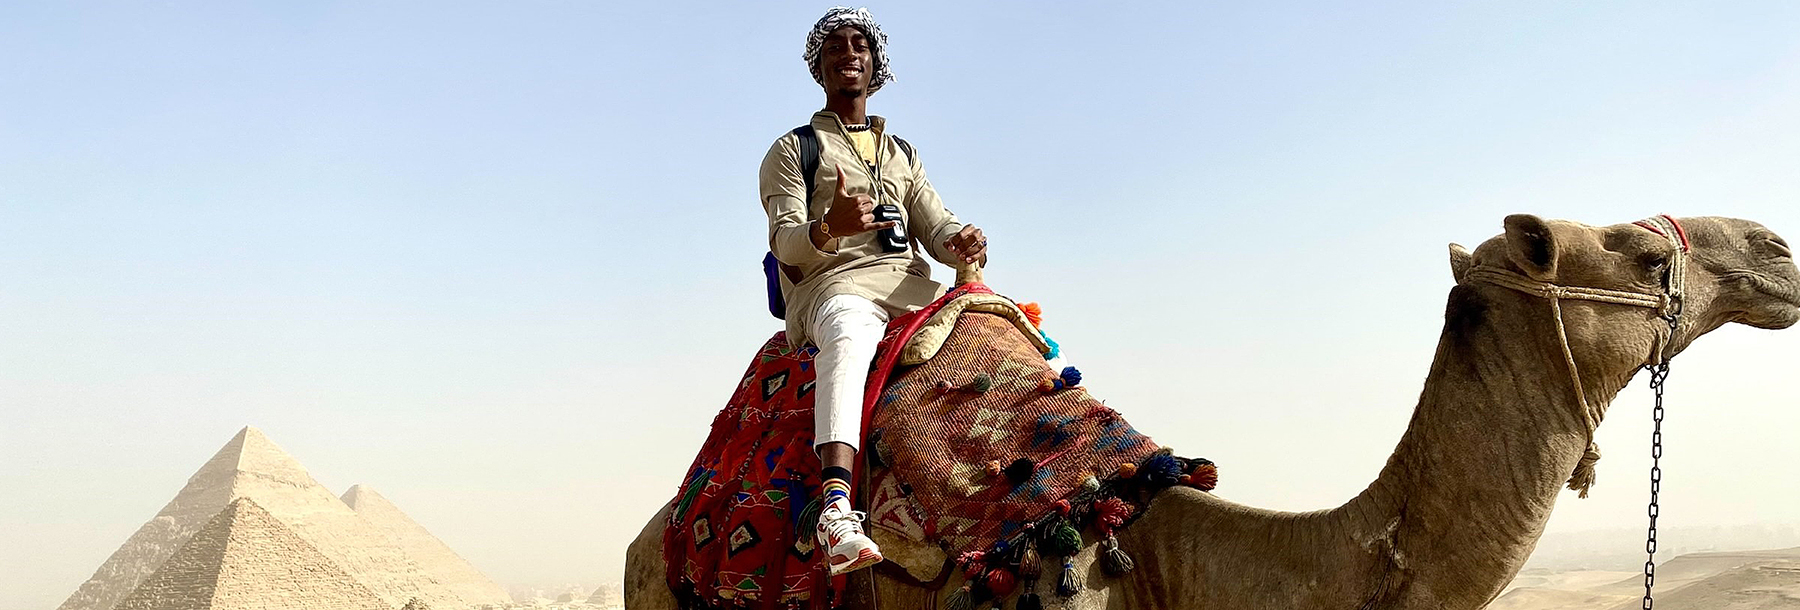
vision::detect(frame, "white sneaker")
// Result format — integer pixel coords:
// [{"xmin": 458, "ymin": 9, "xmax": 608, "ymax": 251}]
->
[{"xmin": 816, "ymin": 497, "xmax": 883, "ymax": 575}]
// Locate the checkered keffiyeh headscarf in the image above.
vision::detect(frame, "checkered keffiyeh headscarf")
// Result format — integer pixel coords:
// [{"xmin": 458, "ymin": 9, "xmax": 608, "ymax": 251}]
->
[{"xmin": 803, "ymin": 6, "xmax": 894, "ymax": 94}]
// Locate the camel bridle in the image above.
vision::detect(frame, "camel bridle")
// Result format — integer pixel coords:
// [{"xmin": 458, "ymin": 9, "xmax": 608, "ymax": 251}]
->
[{"xmin": 1459, "ymin": 215, "xmax": 1689, "ymax": 610}]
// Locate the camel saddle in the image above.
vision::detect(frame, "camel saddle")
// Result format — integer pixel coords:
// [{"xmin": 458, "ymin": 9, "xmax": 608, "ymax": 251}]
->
[{"xmin": 663, "ymin": 283, "xmax": 1218, "ymax": 610}]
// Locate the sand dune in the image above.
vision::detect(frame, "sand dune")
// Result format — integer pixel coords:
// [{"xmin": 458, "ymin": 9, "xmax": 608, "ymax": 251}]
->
[{"xmin": 1492, "ymin": 547, "xmax": 1800, "ymax": 610}]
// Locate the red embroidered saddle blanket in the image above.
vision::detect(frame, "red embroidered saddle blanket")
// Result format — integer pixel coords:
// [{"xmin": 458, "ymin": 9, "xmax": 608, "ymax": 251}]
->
[
  {"xmin": 663, "ymin": 284, "xmax": 1216, "ymax": 610},
  {"xmin": 662, "ymin": 284, "xmax": 994, "ymax": 609}
]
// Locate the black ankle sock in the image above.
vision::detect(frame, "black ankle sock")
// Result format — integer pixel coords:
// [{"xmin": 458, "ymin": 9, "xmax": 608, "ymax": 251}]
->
[{"xmin": 822, "ymin": 466, "xmax": 852, "ymax": 483}]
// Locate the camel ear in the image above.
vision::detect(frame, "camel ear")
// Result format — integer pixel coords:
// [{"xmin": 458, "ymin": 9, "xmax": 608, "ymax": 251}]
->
[
  {"xmin": 1448, "ymin": 243, "xmax": 1472, "ymax": 282},
  {"xmin": 1503, "ymin": 214, "xmax": 1558, "ymax": 280}
]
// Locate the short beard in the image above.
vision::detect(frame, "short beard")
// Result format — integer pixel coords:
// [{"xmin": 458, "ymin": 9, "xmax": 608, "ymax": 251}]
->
[{"xmin": 832, "ymin": 85, "xmax": 867, "ymax": 99}]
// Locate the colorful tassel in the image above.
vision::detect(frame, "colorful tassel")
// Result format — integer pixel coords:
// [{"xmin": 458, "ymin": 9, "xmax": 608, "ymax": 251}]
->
[
  {"xmin": 1043, "ymin": 521, "xmax": 1082, "ymax": 556},
  {"xmin": 985, "ymin": 568, "xmax": 1018, "ymax": 596},
  {"xmin": 1057, "ymin": 560, "xmax": 1082, "ymax": 596},
  {"xmin": 946, "ymin": 584, "xmax": 974, "ymax": 610},
  {"xmin": 1042, "ymin": 333, "xmax": 1062, "ymax": 360},
  {"xmin": 1004, "ymin": 457, "xmax": 1036, "ymax": 485},
  {"xmin": 1019, "ymin": 302, "xmax": 1043, "ymax": 328},
  {"xmin": 1189, "ymin": 461, "xmax": 1219, "ymax": 491},
  {"xmin": 1140, "ymin": 453, "xmax": 1183, "ymax": 487},
  {"xmin": 1018, "ymin": 545, "xmax": 1042, "ymax": 580},
  {"xmin": 958, "ymin": 551, "xmax": 988, "ymax": 578},
  {"xmin": 1059, "ymin": 366, "xmax": 1082, "ymax": 387},
  {"xmin": 1093, "ymin": 497, "xmax": 1133, "ymax": 534},
  {"xmin": 1099, "ymin": 534, "xmax": 1135, "ymax": 575}
]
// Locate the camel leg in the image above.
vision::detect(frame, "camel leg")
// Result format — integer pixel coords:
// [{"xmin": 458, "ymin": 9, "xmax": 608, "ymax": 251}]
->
[{"xmin": 624, "ymin": 501, "xmax": 678, "ymax": 610}]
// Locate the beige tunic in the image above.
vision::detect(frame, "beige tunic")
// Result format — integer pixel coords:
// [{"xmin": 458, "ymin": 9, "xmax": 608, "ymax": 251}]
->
[{"xmin": 760, "ymin": 111, "xmax": 966, "ymax": 346}]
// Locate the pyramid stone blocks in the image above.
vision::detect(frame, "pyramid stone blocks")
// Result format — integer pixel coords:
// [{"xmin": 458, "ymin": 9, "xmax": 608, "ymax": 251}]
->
[
  {"xmin": 343, "ymin": 485, "xmax": 511, "ymax": 606},
  {"xmin": 113, "ymin": 498, "xmax": 391, "ymax": 610}
]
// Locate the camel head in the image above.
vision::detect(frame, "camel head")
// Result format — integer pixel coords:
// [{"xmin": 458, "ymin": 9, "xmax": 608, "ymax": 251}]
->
[{"xmin": 1448, "ymin": 214, "xmax": 1799, "ymax": 368}]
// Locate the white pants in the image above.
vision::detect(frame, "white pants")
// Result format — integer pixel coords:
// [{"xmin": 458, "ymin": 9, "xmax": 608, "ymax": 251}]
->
[{"xmin": 808, "ymin": 294, "xmax": 890, "ymax": 454}]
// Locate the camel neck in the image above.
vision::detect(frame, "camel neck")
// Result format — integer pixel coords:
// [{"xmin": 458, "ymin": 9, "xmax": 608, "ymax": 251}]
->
[{"xmin": 1334, "ymin": 284, "xmax": 1643, "ymax": 607}]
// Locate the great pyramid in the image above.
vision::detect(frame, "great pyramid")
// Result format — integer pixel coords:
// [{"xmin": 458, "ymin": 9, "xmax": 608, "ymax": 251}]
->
[
  {"xmin": 58, "ymin": 427, "xmax": 469, "ymax": 610},
  {"xmin": 343, "ymin": 484, "xmax": 512, "ymax": 606},
  {"xmin": 112, "ymin": 497, "xmax": 392, "ymax": 610}
]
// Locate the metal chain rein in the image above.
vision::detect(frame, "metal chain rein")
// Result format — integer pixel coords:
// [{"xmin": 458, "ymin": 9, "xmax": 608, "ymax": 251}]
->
[{"xmin": 1641, "ymin": 307, "xmax": 1679, "ymax": 610}]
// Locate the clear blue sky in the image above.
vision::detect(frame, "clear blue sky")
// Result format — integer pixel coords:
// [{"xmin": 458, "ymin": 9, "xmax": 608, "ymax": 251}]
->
[{"xmin": 4, "ymin": 2, "xmax": 1799, "ymax": 608}]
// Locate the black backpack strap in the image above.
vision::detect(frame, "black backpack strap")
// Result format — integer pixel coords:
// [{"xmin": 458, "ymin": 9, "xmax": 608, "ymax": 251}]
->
[
  {"xmin": 891, "ymin": 135, "xmax": 915, "ymax": 167},
  {"xmin": 792, "ymin": 125, "xmax": 820, "ymax": 201},
  {"xmin": 765, "ymin": 125, "xmax": 821, "ymax": 322}
]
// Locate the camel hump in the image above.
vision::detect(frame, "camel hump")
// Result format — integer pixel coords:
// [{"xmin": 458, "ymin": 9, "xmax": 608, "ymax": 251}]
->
[{"xmin": 865, "ymin": 310, "xmax": 1218, "ymax": 603}]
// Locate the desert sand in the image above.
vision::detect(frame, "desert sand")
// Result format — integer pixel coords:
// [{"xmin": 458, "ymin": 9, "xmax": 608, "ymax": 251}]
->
[{"xmin": 1492, "ymin": 547, "xmax": 1800, "ymax": 609}]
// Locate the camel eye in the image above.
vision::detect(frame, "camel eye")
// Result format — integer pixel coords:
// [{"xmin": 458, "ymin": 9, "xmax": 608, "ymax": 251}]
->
[
  {"xmin": 1761, "ymin": 236, "xmax": 1792, "ymax": 260},
  {"xmin": 1640, "ymin": 253, "xmax": 1669, "ymax": 274}
]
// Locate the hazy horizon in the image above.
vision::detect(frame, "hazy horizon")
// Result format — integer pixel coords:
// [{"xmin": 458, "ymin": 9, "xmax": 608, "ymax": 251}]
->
[{"xmin": 5, "ymin": 2, "xmax": 1800, "ymax": 610}]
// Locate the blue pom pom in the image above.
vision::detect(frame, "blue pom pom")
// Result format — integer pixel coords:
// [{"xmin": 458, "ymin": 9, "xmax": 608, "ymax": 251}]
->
[
  {"xmin": 1060, "ymin": 366, "xmax": 1082, "ymax": 387},
  {"xmin": 1140, "ymin": 454, "xmax": 1183, "ymax": 487}
]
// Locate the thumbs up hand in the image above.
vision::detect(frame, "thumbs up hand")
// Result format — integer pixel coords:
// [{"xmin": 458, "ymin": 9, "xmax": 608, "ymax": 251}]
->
[{"xmin": 821, "ymin": 164, "xmax": 899, "ymax": 239}]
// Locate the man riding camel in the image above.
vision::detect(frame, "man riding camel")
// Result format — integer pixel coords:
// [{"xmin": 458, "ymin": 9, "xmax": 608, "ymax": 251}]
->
[{"xmin": 759, "ymin": 6, "xmax": 989, "ymax": 577}]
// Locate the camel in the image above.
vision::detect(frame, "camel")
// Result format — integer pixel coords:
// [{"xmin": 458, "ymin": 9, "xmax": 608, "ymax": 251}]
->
[{"xmin": 626, "ymin": 214, "xmax": 1799, "ymax": 610}]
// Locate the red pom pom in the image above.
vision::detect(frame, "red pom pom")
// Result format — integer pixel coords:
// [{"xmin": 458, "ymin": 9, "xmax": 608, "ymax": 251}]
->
[
  {"xmin": 958, "ymin": 551, "xmax": 987, "ymax": 577},
  {"xmin": 1190, "ymin": 463, "xmax": 1219, "ymax": 491},
  {"xmin": 1054, "ymin": 499, "xmax": 1072, "ymax": 515},
  {"xmin": 985, "ymin": 568, "xmax": 1018, "ymax": 596},
  {"xmin": 1019, "ymin": 302, "xmax": 1044, "ymax": 328},
  {"xmin": 1093, "ymin": 497, "xmax": 1134, "ymax": 535}
]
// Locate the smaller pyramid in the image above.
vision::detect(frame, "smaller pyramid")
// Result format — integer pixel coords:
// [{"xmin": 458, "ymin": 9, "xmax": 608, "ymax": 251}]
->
[
  {"xmin": 342, "ymin": 485, "xmax": 512, "ymax": 606},
  {"xmin": 114, "ymin": 497, "xmax": 391, "ymax": 610}
]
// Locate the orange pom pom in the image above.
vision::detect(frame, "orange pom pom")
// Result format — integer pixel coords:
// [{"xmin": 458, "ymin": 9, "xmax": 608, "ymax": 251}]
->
[
  {"xmin": 1189, "ymin": 463, "xmax": 1219, "ymax": 491},
  {"xmin": 986, "ymin": 460, "xmax": 1005, "ymax": 477},
  {"xmin": 1019, "ymin": 302, "xmax": 1044, "ymax": 328},
  {"xmin": 1117, "ymin": 463, "xmax": 1137, "ymax": 478}
]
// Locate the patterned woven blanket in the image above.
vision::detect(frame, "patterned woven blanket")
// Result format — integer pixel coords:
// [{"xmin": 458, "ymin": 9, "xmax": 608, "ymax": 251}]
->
[
  {"xmin": 868, "ymin": 312, "xmax": 1217, "ymax": 607},
  {"xmin": 663, "ymin": 284, "xmax": 994, "ymax": 609},
  {"xmin": 664, "ymin": 285, "xmax": 1216, "ymax": 610}
]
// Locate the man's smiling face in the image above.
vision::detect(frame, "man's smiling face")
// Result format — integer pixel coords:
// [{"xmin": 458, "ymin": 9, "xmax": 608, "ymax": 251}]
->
[{"xmin": 819, "ymin": 26, "xmax": 872, "ymax": 98}]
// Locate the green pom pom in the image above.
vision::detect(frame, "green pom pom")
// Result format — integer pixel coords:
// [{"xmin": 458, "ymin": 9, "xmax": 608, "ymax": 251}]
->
[{"xmin": 1041, "ymin": 521, "xmax": 1083, "ymax": 556}]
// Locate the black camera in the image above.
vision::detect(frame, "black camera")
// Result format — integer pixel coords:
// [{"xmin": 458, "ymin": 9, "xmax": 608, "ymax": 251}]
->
[{"xmin": 873, "ymin": 203, "xmax": 907, "ymax": 253}]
